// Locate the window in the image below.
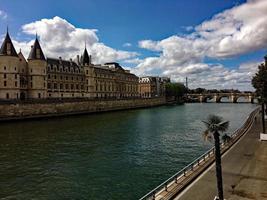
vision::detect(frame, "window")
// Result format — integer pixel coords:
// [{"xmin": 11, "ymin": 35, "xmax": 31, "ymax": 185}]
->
[
  {"xmin": 48, "ymin": 83, "xmax": 51, "ymax": 89},
  {"xmin": 15, "ymin": 74, "xmax": 17, "ymax": 79},
  {"xmin": 65, "ymin": 84, "xmax": 69, "ymax": 89},
  {"xmin": 4, "ymin": 74, "xmax": 6, "ymax": 79},
  {"xmin": 36, "ymin": 49, "xmax": 41, "ymax": 59},
  {"xmin": 4, "ymin": 66, "xmax": 6, "ymax": 70},
  {"xmin": 38, "ymin": 93, "xmax": 41, "ymax": 98},
  {"xmin": 4, "ymin": 81, "xmax": 7, "ymax": 87},
  {"xmin": 6, "ymin": 93, "xmax": 9, "ymax": 99},
  {"xmin": 60, "ymin": 84, "xmax": 63, "ymax": 89},
  {"xmin": 14, "ymin": 67, "xmax": 17, "ymax": 71},
  {"xmin": 86, "ymin": 70, "xmax": 88, "ymax": 75},
  {"xmin": 15, "ymin": 82, "xmax": 17, "ymax": 87},
  {"xmin": 54, "ymin": 83, "xmax": 57, "ymax": 89}
]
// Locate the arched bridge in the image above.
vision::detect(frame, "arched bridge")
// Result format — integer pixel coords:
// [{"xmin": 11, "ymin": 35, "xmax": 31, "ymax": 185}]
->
[{"xmin": 187, "ymin": 93, "xmax": 256, "ymax": 103}]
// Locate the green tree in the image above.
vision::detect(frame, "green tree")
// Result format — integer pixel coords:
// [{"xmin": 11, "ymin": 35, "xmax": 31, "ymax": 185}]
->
[
  {"xmin": 252, "ymin": 57, "xmax": 267, "ymax": 134},
  {"xmin": 165, "ymin": 82, "xmax": 187, "ymax": 100},
  {"xmin": 202, "ymin": 115, "xmax": 229, "ymax": 200}
]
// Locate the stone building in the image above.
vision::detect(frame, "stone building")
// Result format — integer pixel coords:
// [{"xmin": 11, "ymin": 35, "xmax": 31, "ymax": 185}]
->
[
  {"xmin": 139, "ymin": 76, "xmax": 170, "ymax": 98},
  {"xmin": 0, "ymin": 31, "xmax": 139, "ymax": 100}
]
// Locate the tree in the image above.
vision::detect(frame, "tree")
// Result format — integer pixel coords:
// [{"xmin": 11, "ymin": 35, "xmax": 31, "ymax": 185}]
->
[
  {"xmin": 252, "ymin": 57, "xmax": 267, "ymax": 134},
  {"xmin": 202, "ymin": 115, "xmax": 229, "ymax": 200},
  {"xmin": 165, "ymin": 82, "xmax": 187, "ymax": 100}
]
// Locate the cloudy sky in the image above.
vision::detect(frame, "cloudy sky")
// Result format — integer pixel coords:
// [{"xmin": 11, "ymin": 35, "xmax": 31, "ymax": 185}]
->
[{"xmin": 0, "ymin": 0, "xmax": 267, "ymax": 90}]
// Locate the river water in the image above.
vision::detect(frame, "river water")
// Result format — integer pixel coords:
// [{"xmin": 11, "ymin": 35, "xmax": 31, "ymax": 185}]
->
[{"xmin": 0, "ymin": 103, "xmax": 256, "ymax": 200}]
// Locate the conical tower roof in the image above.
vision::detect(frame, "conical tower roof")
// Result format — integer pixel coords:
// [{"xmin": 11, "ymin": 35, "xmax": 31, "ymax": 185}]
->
[
  {"xmin": 81, "ymin": 47, "xmax": 90, "ymax": 65},
  {"xmin": 28, "ymin": 37, "xmax": 45, "ymax": 60},
  {"xmin": 0, "ymin": 30, "xmax": 18, "ymax": 57}
]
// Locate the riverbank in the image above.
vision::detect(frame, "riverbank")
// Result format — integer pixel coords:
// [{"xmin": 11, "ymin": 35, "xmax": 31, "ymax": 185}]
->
[
  {"xmin": 139, "ymin": 107, "xmax": 259, "ymax": 200},
  {"xmin": 0, "ymin": 97, "xmax": 166, "ymax": 121},
  {"xmin": 176, "ymin": 109, "xmax": 267, "ymax": 200}
]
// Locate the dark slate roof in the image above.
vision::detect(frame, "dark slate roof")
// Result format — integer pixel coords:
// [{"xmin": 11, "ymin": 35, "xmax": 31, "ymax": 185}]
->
[
  {"xmin": 81, "ymin": 48, "xmax": 90, "ymax": 65},
  {"xmin": 47, "ymin": 57, "xmax": 79, "ymax": 68},
  {"xmin": 105, "ymin": 62, "xmax": 124, "ymax": 70},
  {"xmin": 18, "ymin": 51, "xmax": 27, "ymax": 63},
  {"xmin": 28, "ymin": 38, "xmax": 46, "ymax": 60},
  {"xmin": 0, "ymin": 31, "xmax": 18, "ymax": 57}
]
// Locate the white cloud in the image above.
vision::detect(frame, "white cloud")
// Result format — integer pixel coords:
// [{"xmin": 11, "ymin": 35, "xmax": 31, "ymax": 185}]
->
[
  {"xmin": 9, "ymin": 16, "xmax": 137, "ymax": 64},
  {"xmin": 135, "ymin": 0, "xmax": 267, "ymax": 90},
  {"xmin": 123, "ymin": 42, "xmax": 132, "ymax": 47},
  {"xmin": 0, "ymin": 10, "xmax": 7, "ymax": 19}
]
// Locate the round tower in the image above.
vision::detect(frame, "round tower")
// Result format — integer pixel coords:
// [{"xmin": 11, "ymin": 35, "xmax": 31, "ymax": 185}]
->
[
  {"xmin": 0, "ymin": 30, "xmax": 21, "ymax": 100},
  {"xmin": 27, "ymin": 36, "xmax": 47, "ymax": 99}
]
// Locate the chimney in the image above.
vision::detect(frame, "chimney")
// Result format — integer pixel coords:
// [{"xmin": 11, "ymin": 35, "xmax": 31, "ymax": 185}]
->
[{"xmin": 77, "ymin": 55, "xmax": 80, "ymax": 64}]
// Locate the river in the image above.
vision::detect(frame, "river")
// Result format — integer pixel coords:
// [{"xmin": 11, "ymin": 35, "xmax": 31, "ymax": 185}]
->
[{"xmin": 0, "ymin": 103, "xmax": 257, "ymax": 199}]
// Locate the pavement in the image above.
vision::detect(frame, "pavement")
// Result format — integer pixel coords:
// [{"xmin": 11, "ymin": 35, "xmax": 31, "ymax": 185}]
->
[{"xmin": 175, "ymin": 114, "xmax": 267, "ymax": 200}]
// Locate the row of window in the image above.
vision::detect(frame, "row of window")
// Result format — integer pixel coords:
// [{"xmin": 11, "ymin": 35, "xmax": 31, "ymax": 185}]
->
[
  {"xmin": 47, "ymin": 74, "xmax": 84, "ymax": 82},
  {"xmin": 47, "ymin": 83, "xmax": 85, "ymax": 90},
  {"xmin": 47, "ymin": 65, "xmax": 83, "ymax": 74}
]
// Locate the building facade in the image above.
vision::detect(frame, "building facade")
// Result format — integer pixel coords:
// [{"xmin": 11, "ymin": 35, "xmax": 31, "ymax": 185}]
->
[
  {"xmin": 0, "ymin": 31, "xmax": 139, "ymax": 100},
  {"xmin": 139, "ymin": 76, "xmax": 170, "ymax": 98}
]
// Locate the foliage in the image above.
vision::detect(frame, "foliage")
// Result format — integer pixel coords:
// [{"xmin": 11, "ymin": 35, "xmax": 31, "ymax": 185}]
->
[
  {"xmin": 165, "ymin": 82, "xmax": 187, "ymax": 99},
  {"xmin": 252, "ymin": 63, "xmax": 267, "ymax": 100},
  {"xmin": 222, "ymin": 134, "xmax": 231, "ymax": 143},
  {"xmin": 202, "ymin": 115, "xmax": 229, "ymax": 140}
]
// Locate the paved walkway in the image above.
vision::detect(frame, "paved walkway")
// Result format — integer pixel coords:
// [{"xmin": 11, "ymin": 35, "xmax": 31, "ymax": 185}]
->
[{"xmin": 175, "ymin": 115, "xmax": 267, "ymax": 200}]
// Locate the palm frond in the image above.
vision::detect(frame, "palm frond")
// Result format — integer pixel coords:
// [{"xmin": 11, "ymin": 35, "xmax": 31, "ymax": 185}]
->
[
  {"xmin": 202, "ymin": 129, "xmax": 213, "ymax": 142},
  {"xmin": 202, "ymin": 120, "xmax": 211, "ymax": 129},
  {"xmin": 217, "ymin": 121, "xmax": 229, "ymax": 132},
  {"xmin": 207, "ymin": 115, "xmax": 223, "ymax": 125}
]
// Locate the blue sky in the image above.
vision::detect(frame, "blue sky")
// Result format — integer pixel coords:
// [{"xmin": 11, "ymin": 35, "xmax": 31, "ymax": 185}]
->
[{"xmin": 0, "ymin": 0, "xmax": 267, "ymax": 90}]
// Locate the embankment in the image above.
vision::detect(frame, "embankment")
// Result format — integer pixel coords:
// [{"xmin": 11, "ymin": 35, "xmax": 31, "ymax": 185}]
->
[{"xmin": 0, "ymin": 97, "xmax": 166, "ymax": 121}]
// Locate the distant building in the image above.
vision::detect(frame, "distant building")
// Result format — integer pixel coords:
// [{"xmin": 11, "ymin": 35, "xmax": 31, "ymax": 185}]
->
[
  {"xmin": 139, "ymin": 76, "xmax": 170, "ymax": 98},
  {"xmin": 0, "ymin": 30, "xmax": 139, "ymax": 100}
]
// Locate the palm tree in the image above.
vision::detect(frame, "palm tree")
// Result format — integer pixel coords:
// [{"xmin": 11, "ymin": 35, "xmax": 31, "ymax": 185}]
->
[{"xmin": 202, "ymin": 115, "xmax": 229, "ymax": 200}]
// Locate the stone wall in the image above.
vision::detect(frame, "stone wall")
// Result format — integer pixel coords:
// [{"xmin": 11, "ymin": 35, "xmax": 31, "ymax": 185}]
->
[{"xmin": 0, "ymin": 97, "xmax": 166, "ymax": 121}]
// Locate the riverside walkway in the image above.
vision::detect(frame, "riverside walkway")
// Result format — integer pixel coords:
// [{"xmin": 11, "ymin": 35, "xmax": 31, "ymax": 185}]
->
[{"xmin": 175, "ymin": 112, "xmax": 267, "ymax": 200}]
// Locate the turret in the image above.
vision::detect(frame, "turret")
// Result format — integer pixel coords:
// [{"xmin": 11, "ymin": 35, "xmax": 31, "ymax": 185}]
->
[
  {"xmin": 81, "ymin": 47, "xmax": 91, "ymax": 66},
  {"xmin": 27, "ymin": 36, "xmax": 47, "ymax": 99},
  {"xmin": 0, "ymin": 29, "xmax": 21, "ymax": 100},
  {"xmin": 0, "ymin": 29, "xmax": 18, "ymax": 57},
  {"xmin": 81, "ymin": 47, "xmax": 93, "ymax": 97}
]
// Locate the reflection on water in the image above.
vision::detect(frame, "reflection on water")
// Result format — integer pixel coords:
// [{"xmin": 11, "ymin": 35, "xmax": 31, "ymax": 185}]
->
[{"xmin": 0, "ymin": 103, "xmax": 256, "ymax": 199}]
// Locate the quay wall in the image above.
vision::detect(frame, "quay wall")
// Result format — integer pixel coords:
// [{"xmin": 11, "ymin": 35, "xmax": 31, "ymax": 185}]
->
[{"xmin": 0, "ymin": 97, "xmax": 166, "ymax": 121}]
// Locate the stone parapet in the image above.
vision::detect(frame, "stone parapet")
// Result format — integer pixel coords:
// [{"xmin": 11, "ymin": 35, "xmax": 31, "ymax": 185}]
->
[{"xmin": 0, "ymin": 97, "xmax": 166, "ymax": 121}]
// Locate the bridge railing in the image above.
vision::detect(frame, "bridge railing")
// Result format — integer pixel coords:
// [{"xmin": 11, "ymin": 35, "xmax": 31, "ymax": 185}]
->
[{"xmin": 139, "ymin": 107, "xmax": 260, "ymax": 200}]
